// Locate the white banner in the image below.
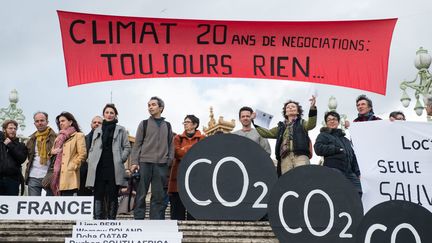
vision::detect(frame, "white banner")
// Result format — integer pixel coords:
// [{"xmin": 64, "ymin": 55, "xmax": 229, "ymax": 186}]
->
[
  {"xmin": 76, "ymin": 220, "xmax": 178, "ymax": 230},
  {"xmin": 65, "ymin": 238, "xmax": 181, "ymax": 243},
  {"xmin": 0, "ymin": 196, "xmax": 93, "ymax": 220},
  {"xmin": 70, "ymin": 220, "xmax": 182, "ymax": 243},
  {"xmin": 350, "ymin": 121, "xmax": 432, "ymax": 212}
]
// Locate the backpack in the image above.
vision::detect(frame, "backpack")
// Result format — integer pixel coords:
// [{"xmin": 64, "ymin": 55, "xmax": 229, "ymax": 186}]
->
[{"xmin": 140, "ymin": 119, "xmax": 173, "ymax": 148}]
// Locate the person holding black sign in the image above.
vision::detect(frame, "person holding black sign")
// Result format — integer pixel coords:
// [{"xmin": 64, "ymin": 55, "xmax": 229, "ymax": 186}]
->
[
  {"xmin": 86, "ymin": 104, "xmax": 131, "ymax": 219},
  {"xmin": 314, "ymin": 111, "xmax": 362, "ymax": 197},
  {"xmin": 168, "ymin": 115, "xmax": 205, "ymax": 220},
  {"xmin": 0, "ymin": 120, "xmax": 27, "ymax": 195},
  {"xmin": 253, "ymin": 96, "xmax": 317, "ymax": 176}
]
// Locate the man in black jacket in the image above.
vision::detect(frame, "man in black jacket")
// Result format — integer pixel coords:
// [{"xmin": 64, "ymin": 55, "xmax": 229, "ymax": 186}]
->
[{"xmin": 0, "ymin": 120, "xmax": 28, "ymax": 195}]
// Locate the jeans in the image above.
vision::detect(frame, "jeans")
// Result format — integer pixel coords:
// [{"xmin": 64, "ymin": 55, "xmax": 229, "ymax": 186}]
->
[
  {"xmin": 134, "ymin": 162, "xmax": 168, "ymax": 219},
  {"xmin": 28, "ymin": 177, "xmax": 53, "ymax": 196}
]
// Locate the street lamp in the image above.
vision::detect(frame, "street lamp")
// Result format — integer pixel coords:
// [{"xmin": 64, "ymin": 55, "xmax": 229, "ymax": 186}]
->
[
  {"xmin": 400, "ymin": 47, "xmax": 432, "ymax": 118},
  {"xmin": 323, "ymin": 96, "xmax": 348, "ymax": 131},
  {"xmin": 0, "ymin": 89, "xmax": 26, "ymax": 131}
]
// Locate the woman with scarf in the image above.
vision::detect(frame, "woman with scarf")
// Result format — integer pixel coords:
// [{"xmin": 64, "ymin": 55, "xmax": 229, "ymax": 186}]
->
[
  {"xmin": 86, "ymin": 104, "xmax": 131, "ymax": 219},
  {"xmin": 168, "ymin": 114, "xmax": 205, "ymax": 220},
  {"xmin": 314, "ymin": 111, "xmax": 362, "ymax": 197},
  {"xmin": 254, "ymin": 96, "xmax": 317, "ymax": 176},
  {"xmin": 50, "ymin": 112, "xmax": 86, "ymax": 196}
]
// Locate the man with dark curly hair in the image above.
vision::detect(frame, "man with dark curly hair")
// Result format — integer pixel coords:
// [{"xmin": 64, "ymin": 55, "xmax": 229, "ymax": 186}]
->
[{"xmin": 353, "ymin": 95, "xmax": 381, "ymax": 122}]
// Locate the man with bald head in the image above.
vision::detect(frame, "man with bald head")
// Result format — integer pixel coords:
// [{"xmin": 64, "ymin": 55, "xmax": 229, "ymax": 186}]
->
[
  {"xmin": 77, "ymin": 116, "xmax": 103, "ymax": 196},
  {"xmin": 85, "ymin": 116, "xmax": 103, "ymax": 151},
  {"xmin": 25, "ymin": 111, "xmax": 57, "ymax": 196},
  {"xmin": 78, "ymin": 115, "xmax": 103, "ymax": 196}
]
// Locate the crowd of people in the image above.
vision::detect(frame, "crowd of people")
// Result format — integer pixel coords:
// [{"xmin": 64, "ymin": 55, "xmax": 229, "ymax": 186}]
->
[{"xmin": 0, "ymin": 94, "xmax": 431, "ymax": 220}]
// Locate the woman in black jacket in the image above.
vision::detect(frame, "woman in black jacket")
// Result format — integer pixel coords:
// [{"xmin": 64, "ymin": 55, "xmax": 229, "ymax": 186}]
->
[
  {"xmin": 314, "ymin": 111, "xmax": 362, "ymax": 197},
  {"xmin": 0, "ymin": 120, "xmax": 28, "ymax": 195}
]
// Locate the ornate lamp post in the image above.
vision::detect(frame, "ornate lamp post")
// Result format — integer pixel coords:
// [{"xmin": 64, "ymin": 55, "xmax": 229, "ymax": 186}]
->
[
  {"xmin": 323, "ymin": 96, "xmax": 348, "ymax": 131},
  {"xmin": 0, "ymin": 89, "xmax": 26, "ymax": 131},
  {"xmin": 400, "ymin": 47, "xmax": 432, "ymax": 120}
]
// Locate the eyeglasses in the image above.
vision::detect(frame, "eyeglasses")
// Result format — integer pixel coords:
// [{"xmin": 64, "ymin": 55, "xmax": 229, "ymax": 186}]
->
[
  {"xmin": 183, "ymin": 121, "xmax": 192, "ymax": 125},
  {"xmin": 326, "ymin": 118, "xmax": 339, "ymax": 122}
]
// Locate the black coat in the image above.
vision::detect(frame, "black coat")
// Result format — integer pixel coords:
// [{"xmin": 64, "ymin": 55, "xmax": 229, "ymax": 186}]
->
[
  {"xmin": 314, "ymin": 127, "xmax": 360, "ymax": 176},
  {"xmin": 0, "ymin": 131, "xmax": 28, "ymax": 180}
]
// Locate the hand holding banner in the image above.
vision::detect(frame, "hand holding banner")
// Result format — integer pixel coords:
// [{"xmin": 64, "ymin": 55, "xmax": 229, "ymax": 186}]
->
[{"xmin": 350, "ymin": 121, "xmax": 432, "ymax": 213}]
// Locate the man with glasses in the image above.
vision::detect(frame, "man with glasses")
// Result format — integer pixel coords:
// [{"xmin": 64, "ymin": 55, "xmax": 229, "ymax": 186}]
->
[
  {"xmin": 315, "ymin": 111, "xmax": 362, "ymax": 197},
  {"xmin": 25, "ymin": 112, "xmax": 57, "ymax": 196}
]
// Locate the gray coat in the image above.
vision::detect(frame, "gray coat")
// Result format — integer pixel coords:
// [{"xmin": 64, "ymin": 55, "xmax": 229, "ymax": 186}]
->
[{"xmin": 85, "ymin": 125, "xmax": 131, "ymax": 187}]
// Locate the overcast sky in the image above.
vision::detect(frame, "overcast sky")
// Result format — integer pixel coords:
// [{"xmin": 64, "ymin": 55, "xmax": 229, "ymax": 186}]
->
[{"xmin": 1, "ymin": 0, "xmax": 431, "ymax": 161}]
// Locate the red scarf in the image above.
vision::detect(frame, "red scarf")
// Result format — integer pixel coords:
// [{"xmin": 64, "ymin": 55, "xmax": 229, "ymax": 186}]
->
[{"xmin": 50, "ymin": 126, "xmax": 76, "ymax": 196}]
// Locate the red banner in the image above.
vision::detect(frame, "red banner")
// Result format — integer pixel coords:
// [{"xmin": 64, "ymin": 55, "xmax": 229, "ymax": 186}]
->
[{"xmin": 58, "ymin": 11, "xmax": 397, "ymax": 94}]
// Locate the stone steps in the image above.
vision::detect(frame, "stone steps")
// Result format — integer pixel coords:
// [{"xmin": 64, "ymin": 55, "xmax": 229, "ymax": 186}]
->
[{"xmin": 0, "ymin": 220, "xmax": 278, "ymax": 243}]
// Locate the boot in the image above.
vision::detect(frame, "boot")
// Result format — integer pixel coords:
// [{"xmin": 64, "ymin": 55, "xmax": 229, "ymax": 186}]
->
[
  {"xmin": 94, "ymin": 200, "xmax": 106, "ymax": 219},
  {"xmin": 107, "ymin": 200, "xmax": 118, "ymax": 220}
]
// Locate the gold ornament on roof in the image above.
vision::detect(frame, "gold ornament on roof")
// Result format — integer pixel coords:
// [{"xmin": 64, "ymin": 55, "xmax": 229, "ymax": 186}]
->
[{"xmin": 203, "ymin": 106, "xmax": 235, "ymax": 135}]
